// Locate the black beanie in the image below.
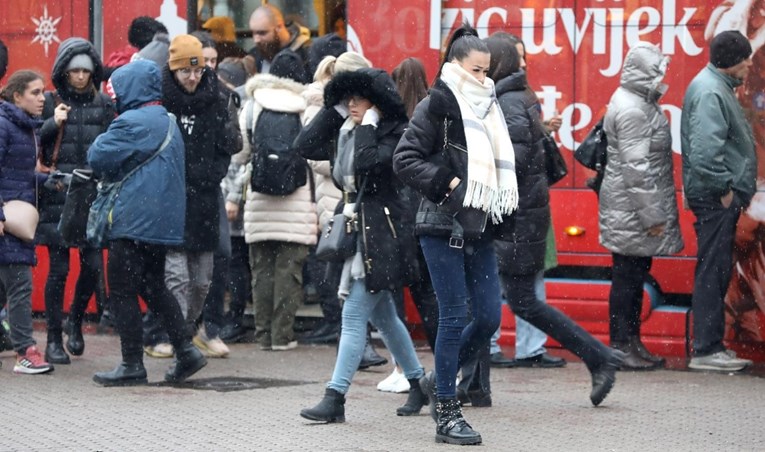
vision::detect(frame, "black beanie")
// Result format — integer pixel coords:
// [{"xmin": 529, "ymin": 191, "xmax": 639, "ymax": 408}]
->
[{"xmin": 710, "ymin": 30, "xmax": 752, "ymax": 69}]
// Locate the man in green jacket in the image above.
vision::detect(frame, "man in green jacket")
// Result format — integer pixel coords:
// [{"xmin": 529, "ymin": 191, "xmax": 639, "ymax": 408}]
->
[{"xmin": 681, "ymin": 30, "xmax": 755, "ymax": 372}]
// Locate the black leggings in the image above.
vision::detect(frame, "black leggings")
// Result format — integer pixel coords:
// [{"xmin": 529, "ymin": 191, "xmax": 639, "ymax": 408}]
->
[
  {"xmin": 108, "ymin": 240, "xmax": 187, "ymax": 364},
  {"xmin": 45, "ymin": 245, "xmax": 107, "ymax": 340},
  {"xmin": 609, "ymin": 253, "xmax": 653, "ymax": 344}
]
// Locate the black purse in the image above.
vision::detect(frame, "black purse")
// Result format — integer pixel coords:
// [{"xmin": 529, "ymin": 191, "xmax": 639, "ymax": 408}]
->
[
  {"xmin": 574, "ymin": 117, "xmax": 608, "ymax": 171},
  {"xmin": 542, "ymin": 134, "xmax": 568, "ymax": 185},
  {"xmin": 315, "ymin": 178, "xmax": 367, "ymax": 262},
  {"xmin": 57, "ymin": 168, "xmax": 98, "ymax": 246}
]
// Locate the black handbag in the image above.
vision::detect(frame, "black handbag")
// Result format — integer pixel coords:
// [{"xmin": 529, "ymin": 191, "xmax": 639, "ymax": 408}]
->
[
  {"xmin": 574, "ymin": 117, "xmax": 608, "ymax": 171},
  {"xmin": 542, "ymin": 134, "xmax": 568, "ymax": 185},
  {"xmin": 58, "ymin": 168, "xmax": 98, "ymax": 246},
  {"xmin": 316, "ymin": 178, "xmax": 367, "ymax": 262}
]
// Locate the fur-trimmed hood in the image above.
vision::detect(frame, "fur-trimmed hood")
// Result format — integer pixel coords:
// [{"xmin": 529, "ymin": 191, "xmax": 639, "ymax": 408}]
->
[
  {"xmin": 324, "ymin": 68, "xmax": 407, "ymax": 122},
  {"xmin": 302, "ymin": 80, "xmax": 326, "ymax": 108},
  {"xmin": 244, "ymin": 73, "xmax": 307, "ymax": 112}
]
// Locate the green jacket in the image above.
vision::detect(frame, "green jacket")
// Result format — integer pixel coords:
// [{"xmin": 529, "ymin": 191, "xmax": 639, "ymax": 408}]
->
[{"xmin": 681, "ymin": 64, "xmax": 756, "ymax": 204}]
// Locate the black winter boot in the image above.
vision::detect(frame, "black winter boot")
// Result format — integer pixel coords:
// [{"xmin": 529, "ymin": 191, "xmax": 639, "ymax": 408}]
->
[
  {"xmin": 419, "ymin": 370, "xmax": 438, "ymax": 421},
  {"xmin": 65, "ymin": 320, "xmax": 85, "ymax": 356},
  {"xmin": 45, "ymin": 342, "xmax": 70, "ymax": 365},
  {"xmin": 611, "ymin": 342, "xmax": 659, "ymax": 371},
  {"xmin": 628, "ymin": 336, "xmax": 666, "ymax": 366},
  {"xmin": 93, "ymin": 362, "xmax": 148, "ymax": 387},
  {"xmin": 590, "ymin": 349, "xmax": 625, "ymax": 406},
  {"xmin": 357, "ymin": 329, "xmax": 388, "ymax": 370},
  {"xmin": 300, "ymin": 388, "xmax": 346, "ymax": 423},
  {"xmin": 165, "ymin": 343, "xmax": 207, "ymax": 383},
  {"xmin": 435, "ymin": 398, "xmax": 482, "ymax": 445},
  {"xmin": 396, "ymin": 378, "xmax": 429, "ymax": 416}
]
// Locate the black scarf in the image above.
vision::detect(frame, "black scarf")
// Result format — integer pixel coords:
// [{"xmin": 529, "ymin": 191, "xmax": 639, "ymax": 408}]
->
[{"xmin": 161, "ymin": 66, "xmax": 219, "ymax": 116}]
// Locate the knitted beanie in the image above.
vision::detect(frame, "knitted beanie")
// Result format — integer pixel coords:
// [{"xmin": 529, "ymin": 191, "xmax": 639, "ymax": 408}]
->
[
  {"xmin": 203, "ymin": 16, "xmax": 236, "ymax": 43},
  {"xmin": 168, "ymin": 35, "xmax": 204, "ymax": 71},
  {"xmin": 66, "ymin": 53, "xmax": 95, "ymax": 72},
  {"xmin": 710, "ymin": 30, "xmax": 752, "ymax": 69},
  {"xmin": 135, "ymin": 33, "xmax": 170, "ymax": 68}
]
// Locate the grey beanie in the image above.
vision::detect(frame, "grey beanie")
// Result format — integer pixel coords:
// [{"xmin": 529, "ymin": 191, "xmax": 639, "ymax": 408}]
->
[
  {"xmin": 135, "ymin": 33, "xmax": 170, "ymax": 68},
  {"xmin": 66, "ymin": 53, "xmax": 95, "ymax": 72}
]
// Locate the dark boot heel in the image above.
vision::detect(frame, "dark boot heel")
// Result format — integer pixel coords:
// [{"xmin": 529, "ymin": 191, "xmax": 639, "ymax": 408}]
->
[
  {"xmin": 65, "ymin": 321, "xmax": 85, "ymax": 356},
  {"xmin": 165, "ymin": 343, "xmax": 207, "ymax": 383},
  {"xmin": 93, "ymin": 362, "xmax": 148, "ymax": 387},
  {"xmin": 435, "ymin": 398, "xmax": 482, "ymax": 445},
  {"xmin": 45, "ymin": 342, "xmax": 71, "ymax": 365},
  {"xmin": 300, "ymin": 388, "xmax": 346, "ymax": 423},
  {"xmin": 396, "ymin": 377, "xmax": 429, "ymax": 416}
]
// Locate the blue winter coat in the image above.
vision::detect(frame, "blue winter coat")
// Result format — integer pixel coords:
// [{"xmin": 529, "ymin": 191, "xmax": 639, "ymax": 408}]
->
[
  {"xmin": 0, "ymin": 101, "xmax": 42, "ymax": 265},
  {"xmin": 87, "ymin": 60, "xmax": 186, "ymax": 246}
]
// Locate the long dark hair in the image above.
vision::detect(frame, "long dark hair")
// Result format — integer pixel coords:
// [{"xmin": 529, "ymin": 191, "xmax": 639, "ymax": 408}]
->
[
  {"xmin": 0, "ymin": 70, "xmax": 43, "ymax": 103},
  {"xmin": 392, "ymin": 57, "xmax": 428, "ymax": 119},
  {"xmin": 434, "ymin": 22, "xmax": 489, "ymax": 84},
  {"xmin": 485, "ymin": 32, "xmax": 522, "ymax": 82}
]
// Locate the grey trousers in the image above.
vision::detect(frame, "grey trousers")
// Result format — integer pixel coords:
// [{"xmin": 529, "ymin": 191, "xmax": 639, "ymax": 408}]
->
[
  {"xmin": 165, "ymin": 250, "xmax": 214, "ymax": 332},
  {"xmin": 0, "ymin": 265, "xmax": 36, "ymax": 353}
]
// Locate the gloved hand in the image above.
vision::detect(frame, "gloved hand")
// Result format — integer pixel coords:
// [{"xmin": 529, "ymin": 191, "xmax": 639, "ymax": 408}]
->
[
  {"xmin": 43, "ymin": 171, "xmax": 72, "ymax": 191},
  {"xmin": 334, "ymin": 103, "xmax": 349, "ymax": 119}
]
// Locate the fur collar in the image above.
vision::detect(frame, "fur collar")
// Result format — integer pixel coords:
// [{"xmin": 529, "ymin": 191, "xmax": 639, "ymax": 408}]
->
[
  {"xmin": 302, "ymin": 81, "xmax": 326, "ymax": 108},
  {"xmin": 427, "ymin": 79, "xmax": 461, "ymax": 119},
  {"xmin": 245, "ymin": 73, "xmax": 307, "ymax": 113},
  {"xmin": 244, "ymin": 73, "xmax": 306, "ymax": 99},
  {"xmin": 162, "ymin": 65, "xmax": 219, "ymax": 116}
]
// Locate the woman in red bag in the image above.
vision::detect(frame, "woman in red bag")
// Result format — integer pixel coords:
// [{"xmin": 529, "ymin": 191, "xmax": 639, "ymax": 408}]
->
[{"xmin": 0, "ymin": 70, "xmax": 54, "ymax": 375}]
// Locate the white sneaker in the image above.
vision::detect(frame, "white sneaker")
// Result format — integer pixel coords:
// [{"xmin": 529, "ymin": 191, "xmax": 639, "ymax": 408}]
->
[
  {"xmin": 193, "ymin": 328, "xmax": 230, "ymax": 358},
  {"xmin": 688, "ymin": 350, "xmax": 752, "ymax": 371},
  {"xmin": 144, "ymin": 343, "xmax": 174, "ymax": 358},
  {"xmin": 271, "ymin": 341, "xmax": 298, "ymax": 351},
  {"xmin": 377, "ymin": 369, "xmax": 410, "ymax": 393}
]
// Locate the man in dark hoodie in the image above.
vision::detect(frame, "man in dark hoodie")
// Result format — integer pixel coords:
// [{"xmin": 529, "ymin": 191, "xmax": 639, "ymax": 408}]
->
[
  {"xmin": 248, "ymin": 5, "xmax": 312, "ymax": 84},
  {"xmin": 159, "ymin": 35, "xmax": 237, "ymax": 358}
]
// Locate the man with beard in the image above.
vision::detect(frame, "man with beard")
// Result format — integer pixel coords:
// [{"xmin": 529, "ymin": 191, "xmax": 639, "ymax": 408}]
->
[
  {"xmin": 248, "ymin": 5, "xmax": 312, "ymax": 84},
  {"xmin": 158, "ymin": 35, "xmax": 237, "ymax": 355}
]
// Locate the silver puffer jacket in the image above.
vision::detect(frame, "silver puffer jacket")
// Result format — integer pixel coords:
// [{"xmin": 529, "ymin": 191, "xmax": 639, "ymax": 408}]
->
[{"xmin": 599, "ymin": 42, "xmax": 683, "ymax": 257}]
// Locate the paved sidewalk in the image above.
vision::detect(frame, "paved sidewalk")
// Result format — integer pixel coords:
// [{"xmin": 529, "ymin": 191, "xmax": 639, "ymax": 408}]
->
[{"xmin": 1, "ymin": 327, "xmax": 763, "ymax": 452}]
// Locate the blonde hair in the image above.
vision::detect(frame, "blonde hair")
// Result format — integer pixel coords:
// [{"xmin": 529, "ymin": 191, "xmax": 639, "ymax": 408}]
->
[
  {"xmin": 334, "ymin": 52, "xmax": 372, "ymax": 74},
  {"xmin": 313, "ymin": 55, "xmax": 337, "ymax": 83}
]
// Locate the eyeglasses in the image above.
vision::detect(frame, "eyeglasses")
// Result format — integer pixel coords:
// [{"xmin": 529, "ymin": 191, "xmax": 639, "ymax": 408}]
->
[{"xmin": 178, "ymin": 67, "xmax": 204, "ymax": 78}]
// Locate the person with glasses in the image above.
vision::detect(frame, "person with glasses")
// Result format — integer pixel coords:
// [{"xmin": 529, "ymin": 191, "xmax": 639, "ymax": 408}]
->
[
  {"xmin": 247, "ymin": 4, "xmax": 312, "ymax": 84},
  {"xmin": 156, "ymin": 35, "xmax": 238, "ymax": 359}
]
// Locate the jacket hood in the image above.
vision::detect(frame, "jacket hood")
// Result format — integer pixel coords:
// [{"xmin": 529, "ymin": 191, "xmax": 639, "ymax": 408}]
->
[
  {"xmin": 620, "ymin": 42, "xmax": 670, "ymax": 100},
  {"xmin": 302, "ymin": 81, "xmax": 326, "ymax": 107},
  {"xmin": 0, "ymin": 101, "xmax": 42, "ymax": 129},
  {"xmin": 245, "ymin": 73, "xmax": 307, "ymax": 112},
  {"xmin": 324, "ymin": 68, "xmax": 407, "ymax": 121},
  {"xmin": 52, "ymin": 37, "xmax": 105, "ymax": 92},
  {"xmin": 108, "ymin": 60, "xmax": 162, "ymax": 114},
  {"xmin": 495, "ymin": 70, "xmax": 528, "ymax": 96}
]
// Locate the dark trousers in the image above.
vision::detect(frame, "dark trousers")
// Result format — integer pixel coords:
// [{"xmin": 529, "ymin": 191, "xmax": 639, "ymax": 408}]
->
[
  {"xmin": 609, "ymin": 253, "xmax": 652, "ymax": 343},
  {"xmin": 108, "ymin": 240, "xmax": 187, "ymax": 364},
  {"xmin": 688, "ymin": 196, "xmax": 741, "ymax": 357},
  {"xmin": 316, "ymin": 259, "xmax": 342, "ymax": 325},
  {"xmin": 225, "ymin": 236, "xmax": 251, "ymax": 325},
  {"xmin": 202, "ymin": 192, "xmax": 231, "ymax": 338},
  {"xmin": 45, "ymin": 245, "xmax": 107, "ymax": 341},
  {"xmin": 501, "ymin": 272, "xmax": 609, "ymax": 371}
]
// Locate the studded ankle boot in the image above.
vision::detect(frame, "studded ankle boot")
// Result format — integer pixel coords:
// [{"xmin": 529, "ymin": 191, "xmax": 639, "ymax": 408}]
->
[
  {"xmin": 300, "ymin": 388, "xmax": 346, "ymax": 423},
  {"xmin": 435, "ymin": 398, "xmax": 482, "ymax": 445},
  {"xmin": 396, "ymin": 378, "xmax": 430, "ymax": 416}
]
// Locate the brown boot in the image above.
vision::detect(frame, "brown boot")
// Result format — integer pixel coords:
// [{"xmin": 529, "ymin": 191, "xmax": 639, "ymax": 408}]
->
[
  {"xmin": 611, "ymin": 342, "xmax": 660, "ymax": 371},
  {"xmin": 629, "ymin": 336, "xmax": 666, "ymax": 366}
]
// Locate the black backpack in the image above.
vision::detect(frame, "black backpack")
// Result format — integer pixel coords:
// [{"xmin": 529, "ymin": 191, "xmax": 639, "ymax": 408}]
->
[{"xmin": 248, "ymin": 105, "xmax": 306, "ymax": 196}]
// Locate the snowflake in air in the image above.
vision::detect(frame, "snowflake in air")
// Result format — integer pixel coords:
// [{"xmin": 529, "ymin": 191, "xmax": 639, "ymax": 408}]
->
[{"xmin": 31, "ymin": 5, "xmax": 62, "ymax": 56}]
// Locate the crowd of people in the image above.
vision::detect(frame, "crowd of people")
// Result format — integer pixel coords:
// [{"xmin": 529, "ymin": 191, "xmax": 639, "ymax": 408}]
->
[{"xmin": 0, "ymin": 5, "xmax": 758, "ymax": 446}]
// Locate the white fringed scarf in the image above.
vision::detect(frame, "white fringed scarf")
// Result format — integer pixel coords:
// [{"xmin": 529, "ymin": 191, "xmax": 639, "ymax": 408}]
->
[{"xmin": 440, "ymin": 62, "xmax": 518, "ymax": 223}]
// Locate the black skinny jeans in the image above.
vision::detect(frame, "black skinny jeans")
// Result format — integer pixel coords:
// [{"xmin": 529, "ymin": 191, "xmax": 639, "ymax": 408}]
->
[
  {"xmin": 45, "ymin": 245, "xmax": 106, "ymax": 341},
  {"xmin": 501, "ymin": 272, "xmax": 610, "ymax": 371},
  {"xmin": 108, "ymin": 240, "xmax": 187, "ymax": 364},
  {"xmin": 225, "ymin": 236, "xmax": 252, "ymax": 324},
  {"xmin": 609, "ymin": 253, "xmax": 652, "ymax": 344}
]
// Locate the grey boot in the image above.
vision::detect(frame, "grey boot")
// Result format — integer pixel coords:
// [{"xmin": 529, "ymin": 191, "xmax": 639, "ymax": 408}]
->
[
  {"xmin": 300, "ymin": 388, "xmax": 346, "ymax": 423},
  {"xmin": 396, "ymin": 378, "xmax": 429, "ymax": 416}
]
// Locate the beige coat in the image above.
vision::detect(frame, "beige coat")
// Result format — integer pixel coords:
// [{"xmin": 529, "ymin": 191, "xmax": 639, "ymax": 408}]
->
[
  {"xmin": 235, "ymin": 74, "xmax": 318, "ymax": 245},
  {"xmin": 302, "ymin": 80, "xmax": 342, "ymax": 228}
]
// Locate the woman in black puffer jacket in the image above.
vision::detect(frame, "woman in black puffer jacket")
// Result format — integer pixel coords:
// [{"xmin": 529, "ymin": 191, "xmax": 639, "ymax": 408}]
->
[
  {"xmin": 486, "ymin": 32, "xmax": 624, "ymax": 403},
  {"xmin": 37, "ymin": 37, "xmax": 115, "ymax": 364}
]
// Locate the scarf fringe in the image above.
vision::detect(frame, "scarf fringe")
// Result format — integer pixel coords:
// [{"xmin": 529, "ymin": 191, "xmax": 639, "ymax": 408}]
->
[{"xmin": 463, "ymin": 178, "xmax": 519, "ymax": 224}]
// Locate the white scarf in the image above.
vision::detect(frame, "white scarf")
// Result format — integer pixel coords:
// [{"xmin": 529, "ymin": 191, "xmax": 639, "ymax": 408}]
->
[{"xmin": 440, "ymin": 62, "xmax": 518, "ymax": 223}]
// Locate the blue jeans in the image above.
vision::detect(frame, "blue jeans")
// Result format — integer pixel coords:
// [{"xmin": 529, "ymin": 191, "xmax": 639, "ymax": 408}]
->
[
  {"xmin": 328, "ymin": 280, "xmax": 424, "ymax": 394},
  {"xmin": 419, "ymin": 236, "xmax": 502, "ymax": 398},
  {"xmin": 490, "ymin": 270, "xmax": 548, "ymax": 358}
]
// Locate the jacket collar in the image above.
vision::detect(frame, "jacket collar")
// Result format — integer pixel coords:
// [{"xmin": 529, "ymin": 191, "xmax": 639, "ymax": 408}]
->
[
  {"xmin": 707, "ymin": 63, "xmax": 743, "ymax": 89},
  {"xmin": 428, "ymin": 79, "xmax": 461, "ymax": 119}
]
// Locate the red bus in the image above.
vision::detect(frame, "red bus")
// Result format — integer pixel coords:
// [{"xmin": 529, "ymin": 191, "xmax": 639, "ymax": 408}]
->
[{"xmin": 2, "ymin": 0, "xmax": 763, "ymax": 361}]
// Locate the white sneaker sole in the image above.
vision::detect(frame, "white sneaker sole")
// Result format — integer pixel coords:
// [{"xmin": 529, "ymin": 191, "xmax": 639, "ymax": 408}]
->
[
  {"xmin": 688, "ymin": 362, "xmax": 749, "ymax": 372},
  {"xmin": 13, "ymin": 364, "xmax": 54, "ymax": 375}
]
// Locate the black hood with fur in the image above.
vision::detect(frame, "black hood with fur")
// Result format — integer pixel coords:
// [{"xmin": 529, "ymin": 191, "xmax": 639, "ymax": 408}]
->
[{"xmin": 324, "ymin": 68, "xmax": 407, "ymax": 122}]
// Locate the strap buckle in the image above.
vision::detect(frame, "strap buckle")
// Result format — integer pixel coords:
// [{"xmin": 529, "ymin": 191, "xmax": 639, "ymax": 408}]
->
[{"xmin": 449, "ymin": 236, "xmax": 464, "ymax": 249}]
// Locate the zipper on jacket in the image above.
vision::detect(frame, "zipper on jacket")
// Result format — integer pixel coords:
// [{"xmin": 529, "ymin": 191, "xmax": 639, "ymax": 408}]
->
[
  {"xmin": 448, "ymin": 141, "xmax": 468, "ymax": 153},
  {"xmin": 361, "ymin": 203, "xmax": 372, "ymax": 273},
  {"xmin": 383, "ymin": 206, "xmax": 398, "ymax": 238}
]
